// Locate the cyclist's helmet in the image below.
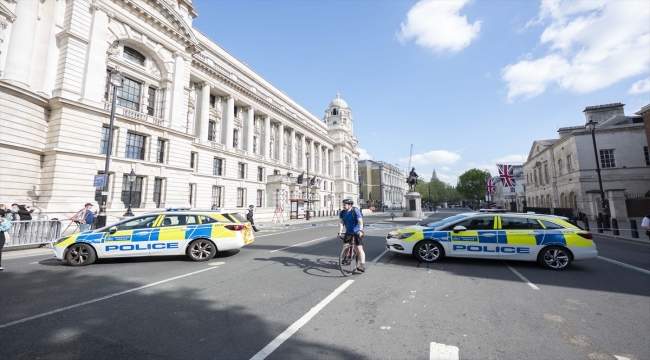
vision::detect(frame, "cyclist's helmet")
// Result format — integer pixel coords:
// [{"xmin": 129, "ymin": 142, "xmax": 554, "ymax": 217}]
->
[{"xmin": 342, "ymin": 198, "xmax": 354, "ymax": 205}]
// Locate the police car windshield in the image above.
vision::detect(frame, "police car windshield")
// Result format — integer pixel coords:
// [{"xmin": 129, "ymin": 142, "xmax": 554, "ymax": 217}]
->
[{"xmin": 425, "ymin": 215, "xmax": 469, "ymax": 229}]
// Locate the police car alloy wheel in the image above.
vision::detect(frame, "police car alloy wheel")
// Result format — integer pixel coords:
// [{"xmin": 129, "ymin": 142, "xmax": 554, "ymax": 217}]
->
[
  {"xmin": 414, "ymin": 241, "xmax": 443, "ymax": 263},
  {"xmin": 538, "ymin": 246, "xmax": 572, "ymax": 270},
  {"xmin": 66, "ymin": 243, "xmax": 96, "ymax": 266},
  {"xmin": 187, "ymin": 239, "xmax": 216, "ymax": 261}
]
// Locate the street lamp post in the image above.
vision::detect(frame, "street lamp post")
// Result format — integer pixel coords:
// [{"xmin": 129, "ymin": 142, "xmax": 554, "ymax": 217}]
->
[
  {"xmin": 124, "ymin": 169, "xmax": 136, "ymax": 217},
  {"xmin": 585, "ymin": 118, "xmax": 610, "ymax": 228},
  {"xmin": 338, "ymin": 195, "xmax": 341, "ymax": 213},
  {"xmin": 305, "ymin": 151, "xmax": 310, "ymax": 220},
  {"xmin": 97, "ymin": 68, "xmax": 124, "ymax": 228}
]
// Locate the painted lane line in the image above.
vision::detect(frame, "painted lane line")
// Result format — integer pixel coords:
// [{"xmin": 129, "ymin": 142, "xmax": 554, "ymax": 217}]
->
[
  {"xmin": 615, "ymin": 356, "xmax": 632, "ymax": 360},
  {"xmin": 254, "ymin": 228, "xmax": 310, "ymax": 238},
  {"xmin": 372, "ymin": 249, "xmax": 389, "ymax": 264},
  {"xmin": 0, "ymin": 267, "xmax": 218, "ymax": 330},
  {"xmin": 430, "ymin": 342, "xmax": 459, "ymax": 360},
  {"xmin": 598, "ymin": 256, "xmax": 650, "ymax": 275},
  {"xmin": 250, "ymin": 280, "xmax": 354, "ymax": 360},
  {"xmin": 270, "ymin": 237, "xmax": 328, "ymax": 253},
  {"xmin": 504, "ymin": 263, "xmax": 540, "ymax": 290}
]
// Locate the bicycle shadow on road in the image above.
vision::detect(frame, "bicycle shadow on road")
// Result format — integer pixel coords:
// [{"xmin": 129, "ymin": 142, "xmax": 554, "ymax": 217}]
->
[{"xmin": 254, "ymin": 256, "xmax": 345, "ymax": 278}]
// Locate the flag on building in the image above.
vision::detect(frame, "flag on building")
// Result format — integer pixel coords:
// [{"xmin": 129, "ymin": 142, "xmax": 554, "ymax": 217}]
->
[
  {"xmin": 310, "ymin": 176, "xmax": 317, "ymax": 185},
  {"xmin": 317, "ymin": 178, "xmax": 323, "ymax": 186},
  {"xmin": 497, "ymin": 164, "xmax": 516, "ymax": 187},
  {"xmin": 296, "ymin": 172, "xmax": 304, "ymax": 184},
  {"xmin": 486, "ymin": 178, "xmax": 496, "ymax": 194}
]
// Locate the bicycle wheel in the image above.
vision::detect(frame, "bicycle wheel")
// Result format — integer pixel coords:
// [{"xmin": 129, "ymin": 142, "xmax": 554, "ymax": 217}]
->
[{"xmin": 339, "ymin": 245, "xmax": 358, "ymax": 277}]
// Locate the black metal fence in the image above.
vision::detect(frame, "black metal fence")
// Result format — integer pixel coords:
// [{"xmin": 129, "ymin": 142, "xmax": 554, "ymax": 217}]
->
[{"xmin": 522, "ymin": 207, "xmax": 551, "ymax": 215}]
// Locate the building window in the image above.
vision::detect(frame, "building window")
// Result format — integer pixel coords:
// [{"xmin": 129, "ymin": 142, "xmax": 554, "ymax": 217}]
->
[
  {"xmin": 189, "ymin": 184, "xmax": 195, "ymax": 207},
  {"xmin": 147, "ymin": 87, "xmax": 156, "ymax": 116},
  {"xmin": 190, "ymin": 152, "xmax": 197, "ymax": 171},
  {"xmin": 257, "ymin": 167, "xmax": 264, "ymax": 181},
  {"xmin": 125, "ymin": 132, "xmax": 146, "ymax": 160},
  {"xmin": 213, "ymin": 158, "xmax": 223, "ymax": 176},
  {"xmin": 567, "ymin": 155, "xmax": 573, "ymax": 172},
  {"xmin": 599, "ymin": 149, "xmax": 616, "ymax": 168},
  {"xmin": 273, "ymin": 170, "xmax": 280, "ymax": 175},
  {"xmin": 544, "ymin": 164, "xmax": 549, "ymax": 182},
  {"xmin": 558, "ymin": 159, "xmax": 563, "ymax": 175},
  {"xmin": 233, "ymin": 129, "xmax": 239, "ymax": 148},
  {"xmin": 121, "ymin": 175, "xmax": 143, "ymax": 208},
  {"xmin": 153, "ymin": 178, "xmax": 163, "ymax": 208},
  {"xmin": 644, "ymin": 146, "xmax": 649, "ymax": 165},
  {"xmin": 253, "ymin": 136, "xmax": 257, "ymax": 154},
  {"xmin": 212, "ymin": 186, "xmax": 223, "ymax": 207},
  {"xmin": 237, "ymin": 188, "xmax": 245, "ymax": 207},
  {"xmin": 257, "ymin": 190, "xmax": 263, "ymax": 207},
  {"xmin": 155, "ymin": 88, "xmax": 166, "ymax": 119},
  {"xmin": 100, "ymin": 126, "xmax": 111, "ymax": 154},
  {"xmin": 208, "ymin": 121, "xmax": 216, "ymax": 141},
  {"xmin": 209, "ymin": 94, "xmax": 216, "ymax": 108},
  {"xmin": 332, "ymin": 108, "xmax": 338, "ymax": 116},
  {"xmin": 510, "ymin": 187, "xmax": 515, "ymax": 193},
  {"xmin": 234, "ymin": 106, "xmax": 239, "ymax": 118},
  {"xmin": 116, "ymin": 76, "xmax": 141, "ymax": 111},
  {"xmin": 156, "ymin": 139, "xmax": 166, "ymax": 163},
  {"xmin": 123, "ymin": 46, "xmax": 145, "ymax": 66},
  {"xmin": 238, "ymin": 163, "xmax": 246, "ymax": 179},
  {"xmin": 360, "ymin": 191, "xmax": 364, "ymax": 200}
]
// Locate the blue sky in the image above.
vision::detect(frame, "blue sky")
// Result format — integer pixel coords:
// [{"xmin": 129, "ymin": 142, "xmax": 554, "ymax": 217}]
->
[{"xmin": 193, "ymin": 0, "xmax": 650, "ymax": 185}]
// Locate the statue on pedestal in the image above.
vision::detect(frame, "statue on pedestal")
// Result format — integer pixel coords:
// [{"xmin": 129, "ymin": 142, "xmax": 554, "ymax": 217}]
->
[{"xmin": 407, "ymin": 167, "xmax": 419, "ymax": 192}]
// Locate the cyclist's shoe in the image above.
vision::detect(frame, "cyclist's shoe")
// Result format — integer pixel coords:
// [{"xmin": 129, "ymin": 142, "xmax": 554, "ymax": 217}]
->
[{"xmin": 357, "ymin": 265, "xmax": 365, "ymax": 273}]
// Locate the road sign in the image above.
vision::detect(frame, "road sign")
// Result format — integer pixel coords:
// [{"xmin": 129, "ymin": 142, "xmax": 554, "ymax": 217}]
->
[{"xmin": 93, "ymin": 174, "xmax": 107, "ymax": 188}]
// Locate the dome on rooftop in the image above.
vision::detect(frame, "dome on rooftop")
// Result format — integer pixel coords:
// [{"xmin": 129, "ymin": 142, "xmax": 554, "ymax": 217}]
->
[{"xmin": 329, "ymin": 92, "xmax": 348, "ymax": 108}]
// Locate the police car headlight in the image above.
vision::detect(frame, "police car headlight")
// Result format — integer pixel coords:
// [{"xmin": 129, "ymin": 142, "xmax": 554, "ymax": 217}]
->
[
  {"xmin": 54, "ymin": 236, "xmax": 71, "ymax": 245},
  {"xmin": 389, "ymin": 232, "xmax": 415, "ymax": 240}
]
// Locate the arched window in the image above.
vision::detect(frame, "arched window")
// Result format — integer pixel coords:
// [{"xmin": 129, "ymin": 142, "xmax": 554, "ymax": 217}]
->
[
  {"xmin": 123, "ymin": 46, "xmax": 145, "ymax": 66},
  {"xmin": 332, "ymin": 108, "xmax": 338, "ymax": 116}
]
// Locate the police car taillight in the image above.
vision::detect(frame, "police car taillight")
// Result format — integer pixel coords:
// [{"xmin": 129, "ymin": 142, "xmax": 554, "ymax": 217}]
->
[
  {"xmin": 577, "ymin": 232, "xmax": 593, "ymax": 240},
  {"xmin": 225, "ymin": 225, "xmax": 246, "ymax": 231}
]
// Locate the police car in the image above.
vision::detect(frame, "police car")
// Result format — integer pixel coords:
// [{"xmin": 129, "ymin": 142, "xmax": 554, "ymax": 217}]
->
[
  {"xmin": 53, "ymin": 209, "xmax": 255, "ymax": 266},
  {"xmin": 386, "ymin": 213, "xmax": 597, "ymax": 270}
]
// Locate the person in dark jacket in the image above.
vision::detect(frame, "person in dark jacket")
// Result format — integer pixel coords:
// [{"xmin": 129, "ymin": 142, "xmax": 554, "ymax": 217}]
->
[
  {"xmin": 11, "ymin": 204, "xmax": 34, "ymax": 242},
  {"xmin": 245, "ymin": 205, "xmax": 259, "ymax": 232},
  {"xmin": 0, "ymin": 204, "xmax": 8, "ymax": 271}
]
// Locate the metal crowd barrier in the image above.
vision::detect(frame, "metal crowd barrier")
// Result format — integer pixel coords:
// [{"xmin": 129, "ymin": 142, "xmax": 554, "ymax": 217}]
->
[{"xmin": 4, "ymin": 220, "xmax": 62, "ymax": 248}]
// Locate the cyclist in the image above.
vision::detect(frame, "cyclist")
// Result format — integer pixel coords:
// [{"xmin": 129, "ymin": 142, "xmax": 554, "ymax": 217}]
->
[{"xmin": 337, "ymin": 198, "xmax": 366, "ymax": 272}]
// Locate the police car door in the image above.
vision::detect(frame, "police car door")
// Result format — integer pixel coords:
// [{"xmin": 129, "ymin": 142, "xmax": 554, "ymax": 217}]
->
[
  {"xmin": 497, "ymin": 216, "xmax": 543, "ymax": 260},
  {"xmin": 101, "ymin": 215, "xmax": 160, "ymax": 258},
  {"xmin": 152, "ymin": 214, "xmax": 198, "ymax": 255},
  {"xmin": 448, "ymin": 216, "xmax": 498, "ymax": 258}
]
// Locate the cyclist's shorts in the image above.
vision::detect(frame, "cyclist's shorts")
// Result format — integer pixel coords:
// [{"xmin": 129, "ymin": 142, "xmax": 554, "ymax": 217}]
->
[{"xmin": 342, "ymin": 233, "xmax": 363, "ymax": 246}]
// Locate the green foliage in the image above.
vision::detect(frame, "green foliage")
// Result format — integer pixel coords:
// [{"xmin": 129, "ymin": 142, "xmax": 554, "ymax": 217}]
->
[
  {"xmin": 414, "ymin": 179, "xmax": 462, "ymax": 204},
  {"xmin": 457, "ymin": 169, "xmax": 491, "ymax": 200}
]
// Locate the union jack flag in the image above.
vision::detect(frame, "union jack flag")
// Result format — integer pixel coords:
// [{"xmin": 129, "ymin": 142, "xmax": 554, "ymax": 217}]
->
[
  {"xmin": 497, "ymin": 164, "xmax": 516, "ymax": 187},
  {"xmin": 486, "ymin": 178, "xmax": 496, "ymax": 194}
]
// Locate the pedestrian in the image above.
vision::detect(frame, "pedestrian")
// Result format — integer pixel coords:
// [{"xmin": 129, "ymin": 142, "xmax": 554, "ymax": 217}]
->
[
  {"xmin": 79, "ymin": 203, "xmax": 95, "ymax": 232},
  {"xmin": 11, "ymin": 203, "xmax": 34, "ymax": 242},
  {"xmin": 641, "ymin": 214, "xmax": 650, "ymax": 241},
  {"xmin": 211, "ymin": 204, "xmax": 218, "ymax": 210},
  {"xmin": 0, "ymin": 205, "xmax": 12, "ymax": 271},
  {"xmin": 245, "ymin": 205, "xmax": 259, "ymax": 232}
]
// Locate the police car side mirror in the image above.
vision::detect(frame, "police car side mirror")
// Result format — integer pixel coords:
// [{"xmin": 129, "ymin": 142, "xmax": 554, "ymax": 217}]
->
[
  {"xmin": 109, "ymin": 226, "xmax": 117, "ymax": 234},
  {"xmin": 452, "ymin": 226, "xmax": 466, "ymax": 233}
]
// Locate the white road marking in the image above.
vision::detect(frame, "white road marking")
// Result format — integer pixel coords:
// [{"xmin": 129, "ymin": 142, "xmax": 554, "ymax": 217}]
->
[
  {"xmin": 504, "ymin": 263, "xmax": 540, "ymax": 290},
  {"xmin": 269, "ymin": 237, "xmax": 328, "ymax": 252},
  {"xmin": 372, "ymin": 249, "xmax": 389, "ymax": 264},
  {"xmin": 254, "ymin": 228, "xmax": 310, "ymax": 238},
  {"xmin": 0, "ymin": 267, "xmax": 218, "ymax": 330},
  {"xmin": 614, "ymin": 356, "xmax": 632, "ymax": 360},
  {"xmin": 4, "ymin": 252, "xmax": 53, "ymax": 261},
  {"xmin": 430, "ymin": 342, "xmax": 459, "ymax": 360},
  {"xmin": 250, "ymin": 280, "xmax": 354, "ymax": 360},
  {"xmin": 597, "ymin": 256, "xmax": 650, "ymax": 275}
]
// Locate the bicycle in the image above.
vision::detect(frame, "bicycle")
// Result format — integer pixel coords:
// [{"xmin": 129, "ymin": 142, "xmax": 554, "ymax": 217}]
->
[{"xmin": 339, "ymin": 234, "xmax": 359, "ymax": 277}]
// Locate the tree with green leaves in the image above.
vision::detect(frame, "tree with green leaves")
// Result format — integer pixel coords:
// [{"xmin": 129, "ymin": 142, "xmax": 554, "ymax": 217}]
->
[{"xmin": 457, "ymin": 169, "xmax": 491, "ymax": 205}]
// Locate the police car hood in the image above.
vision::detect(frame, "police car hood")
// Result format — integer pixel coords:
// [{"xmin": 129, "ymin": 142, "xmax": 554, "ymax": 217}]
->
[{"xmin": 388, "ymin": 225, "xmax": 427, "ymax": 234}]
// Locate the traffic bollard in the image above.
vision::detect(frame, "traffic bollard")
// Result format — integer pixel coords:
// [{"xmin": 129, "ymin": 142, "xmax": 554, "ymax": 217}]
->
[
  {"xmin": 612, "ymin": 218, "xmax": 619, "ymax": 236},
  {"xmin": 630, "ymin": 219, "xmax": 639, "ymax": 239},
  {"xmin": 583, "ymin": 218, "xmax": 590, "ymax": 231},
  {"xmin": 572, "ymin": 216, "xmax": 579, "ymax": 226},
  {"xmin": 603, "ymin": 214, "xmax": 611, "ymax": 231},
  {"xmin": 596, "ymin": 217, "xmax": 603, "ymax": 233}
]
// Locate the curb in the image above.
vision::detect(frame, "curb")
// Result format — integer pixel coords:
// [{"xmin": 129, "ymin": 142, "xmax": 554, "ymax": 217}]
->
[{"xmin": 592, "ymin": 232, "xmax": 650, "ymax": 245}]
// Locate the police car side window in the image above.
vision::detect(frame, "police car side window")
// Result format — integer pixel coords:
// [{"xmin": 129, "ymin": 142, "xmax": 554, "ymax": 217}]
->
[
  {"xmin": 451, "ymin": 217, "xmax": 494, "ymax": 230},
  {"xmin": 540, "ymin": 220, "xmax": 564, "ymax": 230},
  {"xmin": 528, "ymin": 219, "xmax": 544, "ymax": 230},
  {"xmin": 160, "ymin": 215, "xmax": 198, "ymax": 227},
  {"xmin": 500, "ymin": 217, "xmax": 528, "ymax": 230},
  {"xmin": 200, "ymin": 216, "xmax": 219, "ymax": 224},
  {"xmin": 115, "ymin": 215, "xmax": 159, "ymax": 231}
]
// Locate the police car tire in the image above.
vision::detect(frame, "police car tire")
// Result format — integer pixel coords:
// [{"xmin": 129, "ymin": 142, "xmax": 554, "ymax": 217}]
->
[
  {"xmin": 413, "ymin": 240, "xmax": 444, "ymax": 263},
  {"xmin": 66, "ymin": 243, "xmax": 96, "ymax": 266},
  {"xmin": 537, "ymin": 246, "xmax": 572, "ymax": 270},
  {"xmin": 187, "ymin": 239, "xmax": 217, "ymax": 261}
]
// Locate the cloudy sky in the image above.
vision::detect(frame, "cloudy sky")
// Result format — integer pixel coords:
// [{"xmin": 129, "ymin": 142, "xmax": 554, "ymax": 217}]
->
[{"xmin": 194, "ymin": 0, "xmax": 650, "ymax": 185}]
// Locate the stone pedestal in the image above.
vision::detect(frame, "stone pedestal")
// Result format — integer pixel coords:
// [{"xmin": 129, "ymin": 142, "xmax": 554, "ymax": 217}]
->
[{"xmin": 403, "ymin": 192, "xmax": 424, "ymax": 218}]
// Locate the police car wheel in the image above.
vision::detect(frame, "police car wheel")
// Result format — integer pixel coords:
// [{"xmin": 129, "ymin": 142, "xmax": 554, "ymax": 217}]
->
[
  {"xmin": 66, "ymin": 243, "xmax": 96, "ymax": 266},
  {"xmin": 414, "ymin": 241, "xmax": 443, "ymax": 263},
  {"xmin": 187, "ymin": 239, "xmax": 216, "ymax": 261},
  {"xmin": 538, "ymin": 246, "xmax": 572, "ymax": 270}
]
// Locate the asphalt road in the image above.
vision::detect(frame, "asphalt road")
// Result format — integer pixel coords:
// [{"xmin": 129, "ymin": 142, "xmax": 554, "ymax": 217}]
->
[{"xmin": 0, "ymin": 209, "xmax": 648, "ymax": 360}]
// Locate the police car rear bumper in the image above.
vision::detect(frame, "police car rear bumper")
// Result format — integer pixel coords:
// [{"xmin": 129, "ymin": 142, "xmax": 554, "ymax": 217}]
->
[{"xmin": 571, "ymin": 247, "xmax": 598, "ymax": 261}]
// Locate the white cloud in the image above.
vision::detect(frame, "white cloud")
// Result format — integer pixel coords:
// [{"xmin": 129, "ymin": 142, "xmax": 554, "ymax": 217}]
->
[
  {"xmin": 397, "ymin": 0, "xmax": 481, "ymax": 53},
  {"xmin": 399, "ymin": 150, "xmax": 461, "ymax": 166},
  {"xmin": 502, "ymin": 0, "xmax": 650, "ymax": 101},
  {"xmin": 628, "ymin": 77, "xmax": 650, "ymax": 94},
  {"xmin": 441, "ymin": 167, "xmax": 451, "ymax": 171},
  {"xmin": 493, "ymin": 154, "xmax": 526, "ymax": 164},
  {"xmin": 357, "ymin": 148, "xmax": 373, "ymax": 160}
]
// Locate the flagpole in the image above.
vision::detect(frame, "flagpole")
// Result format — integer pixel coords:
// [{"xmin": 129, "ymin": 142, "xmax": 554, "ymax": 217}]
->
[{"xmin": 306, "ymin": 151, "xmax": 310, "ymax": 220}]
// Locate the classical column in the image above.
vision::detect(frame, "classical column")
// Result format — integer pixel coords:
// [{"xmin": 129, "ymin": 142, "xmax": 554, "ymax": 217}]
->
[
  {"xmin": 3, "ymin": 0, "xmax": 40, "ymax": 87},
  {"xmin": 316, "ymin": 143, "xmax": 322, "ymax": 174},
  {"xmin": 325, "ymin": 148, "xmax": 330, "ymax": 175},
  {"xmin": 79, "ymin": 6, "xmax": 109, "ymax": 105},
  {"xmin": 247, "ymin": 107, "xmax": 255, "ymax": 154},
  {"xmin": 199, "ymin": 82, "xmax": 210, "ymax": 143},
  {"xmin": 300, "ymin": 135, "xmax": 306, "ymax": 168},
  {"xmin": 278, "ymin": 122, "xmax": 284, "ymax": 163},
  {"xmin": 264, "ymin": 115, "xmax": 271, "ymax": 159},
  {"xmin": 309, "ymin": 141, "xmax": 315, "ymax": 173},
  {"xmin": 290, "ymin": 129, "xmax": 296, "ymax": 167},
  {"xmin": 225, "ymin": 95, "xmax": 235, "ymax": 149},
  {"xmin": 170, "ymin": 52, "xmax": 186, "ymax": 129}
]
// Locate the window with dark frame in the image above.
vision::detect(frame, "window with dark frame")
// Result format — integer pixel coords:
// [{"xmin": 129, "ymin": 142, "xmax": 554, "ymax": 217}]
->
[
  {"xmin": 121, "ymin": 175, "xmax": 143, "ymax": 208},
  {"xmin": 599, "ymin": 149, "xmax": 616, "ymax": 168},
  {"xmin": 156, "ymin": 139, "xmax": 165, "ymax": 163},
  {"xmin": 153, "ymin": 178, "xmax": 163, "ymax": 208},
  {"xmin": 209, "ymin": 94, "xmax": 216, "ymax": 108},
  {"xmin": 257, "ymin": 167, "xmax": 264, "ymax": 182},
  {"xmin": 213, "ymin": 158, "xmax": 223, "ymax": 176},
  {"xmin": 147, "ymin": 87, "xmax": 156, "ymax": 115},
  {"xmin": 567, "ymin": 155, "xmax": 573, "ymax": 172},
  {"xmin": 253, "ymin": 136, "xmax": 257, "ymax": 154},
  {"xmin": 189, "ymin": 184, "xmax": 195, "ymax": 207},
  {"xmin": 234, "ymin": 106, "xmax": 238, "ymax": 117},
  {"xmin": 125, "ymin": 132, "xmax": 146, "ymax": 160},
  {"xmin": 644, "ymin": 146, "xmax": 649, "ymax": 166},
  {"xmin": 558, "ymin": 159, "xmax": 563, "ymax": 175},
  {"xmin": 238, "ymin": 163, "xmax": 246, "ymax": 179},
  {"xmin": 123, "ymin": 46, "xmax": 145, "ymax": 66},
  {"xmin": 116, "ymin": 76, "xmax": 142, "ymax": 111},
  {"xmin": 208, "ymin": 121, "xmax": 216, "ymax": 141},
  {"xmin": 257, "ymin": 190, "xmax": 263, "ymax": 207},
  {"xmin": 190, "ymin": 152, "xmax": 197, "ymax": 170},
  {"xmin": 237, "ymin": 188, "xmax": 245, "ymax": 207},
  {"xmin": 233, "ymin": 129, "xmax": 239, "ymax": 148},
  {"xmin": 212, "ymin": 186, "xmax": 223, "ymax": 207},
  {"xmin": 100, "ymin": 126, "xmax": 110, "ymax": 154}
]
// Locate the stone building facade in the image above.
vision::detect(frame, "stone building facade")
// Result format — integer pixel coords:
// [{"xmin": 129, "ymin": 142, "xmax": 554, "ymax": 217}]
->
[
  {"xmin": 523, "ymin": 103, "xmax": 649, "ymax": 221},
  {"xmin": 488, "ymin": 166, "xmax": 526, "ymax": 212},
  {"xmin": 358, "ymin": 160, "xmax": 406, "ymax": 210},
  {"xmin": 0, "ymin": 0, "xmax": 359, "ymax": 220}
]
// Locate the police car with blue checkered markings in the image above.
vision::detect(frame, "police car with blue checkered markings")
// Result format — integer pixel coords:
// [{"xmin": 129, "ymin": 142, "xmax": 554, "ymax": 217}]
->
[{"xmin": 386, "ymin": 213, "xmax": 597, "ymax": 270}]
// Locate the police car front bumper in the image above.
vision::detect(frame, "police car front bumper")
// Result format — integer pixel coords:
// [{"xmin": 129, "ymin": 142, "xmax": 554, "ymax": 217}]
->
[
  {"xmin": 52, "ymin": 245, "xmax": 66, "ymax": 261},
  {"xmin": 386, "ymin": 237, "xmax": 411, "ymax": 254}
]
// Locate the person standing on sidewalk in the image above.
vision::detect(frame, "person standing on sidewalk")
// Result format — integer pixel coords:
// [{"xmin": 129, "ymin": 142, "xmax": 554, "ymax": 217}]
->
[
  {"xmin": 641, "ymin": 214, "xmax": 650, "ymax": 240},
  {"xmin": 246, "ymin": 205, "xmax": 259, "ymax": 232},
  {"xmin": 79, "ymin": 203, "xmax": 95, "ymax": 232},
  {"xmin": 0, "ymin": 204, "xmax": 12, "ymax": 271},
  {"xmin": 11, "ymin": 204, "xmax": 34, "ymax": 242}
]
